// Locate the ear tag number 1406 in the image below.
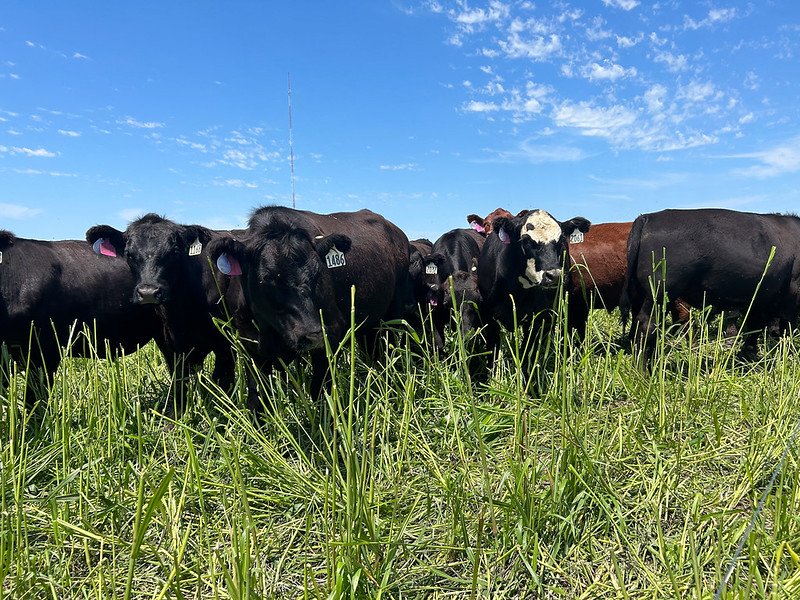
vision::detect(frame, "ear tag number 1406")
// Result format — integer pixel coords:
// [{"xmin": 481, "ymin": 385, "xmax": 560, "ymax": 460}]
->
[{"xmin": 326, "ymin": 247, "xmax": 346, "ymax": 268}]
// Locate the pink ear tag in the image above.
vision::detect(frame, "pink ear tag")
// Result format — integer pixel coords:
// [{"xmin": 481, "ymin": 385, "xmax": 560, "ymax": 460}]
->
[
  {"xmin": 498, "ymin": 228, "xmax": 511, "ymax": 245},
  {"xmin": 93, "ymin": 237, "xmax": 117, "ymax": 257},
  {"xmin": 217, "ymin": 252, "xmax": 242, "ymax": 276},
  {"xmin": 470, "ymin": 220, "xmax": 485, "ymax": 233}
]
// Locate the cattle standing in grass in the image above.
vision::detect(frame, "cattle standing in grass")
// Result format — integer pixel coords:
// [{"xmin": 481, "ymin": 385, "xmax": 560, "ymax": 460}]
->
[
  {"xmin": 421, "ymin": 228, "xmax": 485, "ymax": 350},
  {"xmin": 0, "ymin": 230, "xmax": 163, "ymax": 406},
  {"xmin": 568, "ymin": 221, "xmax": 692, "ymax": 339},
  {"xmin": 86, "ymin": 215, "xmax": 252, "ymax": 413},
  {"xmin": 620, "ymin": 208, "xmax": 800, "ymax": 366},
  {"xmin": 441, "ymin": 267, "xmax": 483, "ymax": 341},
  {"xmin": 208, "ymin": 206, "xmax": 410, "ymax": 397},
  {"xmin": 477, "ymin": 209, "xmax": 591, "ymax": 362},
  {"xmin": 405, "ymin": 238, "xmax": 434, "ymax": 337}
]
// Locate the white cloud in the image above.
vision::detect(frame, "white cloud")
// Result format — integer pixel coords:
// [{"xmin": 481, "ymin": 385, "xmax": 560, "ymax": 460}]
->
[
  {"xmin": 13, "ymin": 168, "xmax": 75, "ymax": 177},
  {"xmin": 495, "ymin": 138, "xmax": 587, "ymax": 163},
  {"xmin": 616, "ymin": 34, "xmax": 643, "ymax": 48},
  {"xmin": 498, "ymin": 31, "xmax": 561, "ymax": 60},
  {"xmin": 379, "ymin": 163, "xmax": 418, "ymax": 171},
  {"xmin": 643, "ymin": 84, "xmax": 667, "ymax": 113},
  {"xmin": 0, "ymin": 203, "xmax": 43, "ymax": 219},
  {"xmin": 552, "ymin": 101, "xmax": 637, "ymax": 132},
  {"xmin": 653, "ymin": 50, "xmax": 689, "ymax": 72},
  {"xmin": 684, "ymin": 8, "xmax": 737, "ymax": 31},
  {"xmin": 731, "ymin": 137, "xmax": 800, "ymax": 178},
  {"xmin": 58, "ymin": 129, "xmax": 81, "ymax": 137},
  {"xmin": 118, "ymin": 116, "xmax": 165, "ymax": 129},
  {"xmin": 464, "ymin": 100, "xmax": 500, "ymax": 113},
  {"xmin": 72, "ymin": 52, "xmax": 88, "ymax": 59},
  {"xmin": 581, "ymin": 61, "xmax": 637, "ymax": 82},
  {"xmin": 12, "ymin": 147, "xmax": 57, "ymax": 157},
  {"xmin": 601, "ymin": 0, "xmax": 640, "ymax": 10}
]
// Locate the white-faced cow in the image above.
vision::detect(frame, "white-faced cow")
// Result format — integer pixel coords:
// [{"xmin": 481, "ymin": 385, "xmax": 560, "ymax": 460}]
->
[
  {"xmin": 0, "ymin": 230, "xmax": 164, "ymax": 406},
  {"xmin": 207, "ymin": 206, "xmax": 410, "ymax": 398},
  {"xmin": 86, "ymin": 214, "xmax": 253, "ymax": 413},
  {"xmin": 621, "ymin": 208, "xmax": 800, "ymax": 366},
  {"xmin": 477, "ymin": 209, "xmax": 591, "ymax": 362}
]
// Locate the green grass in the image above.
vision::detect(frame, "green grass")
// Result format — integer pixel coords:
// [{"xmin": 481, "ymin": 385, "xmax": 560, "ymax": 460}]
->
[{"xmin": 2, "ymin": 304, "xmax": 800, "ymax": 599}]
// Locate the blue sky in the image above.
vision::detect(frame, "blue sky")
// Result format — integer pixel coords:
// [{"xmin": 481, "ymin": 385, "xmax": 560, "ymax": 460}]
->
[{"xmin": 1, "ymin": 1, "xmax": 799, "ymax": 242}]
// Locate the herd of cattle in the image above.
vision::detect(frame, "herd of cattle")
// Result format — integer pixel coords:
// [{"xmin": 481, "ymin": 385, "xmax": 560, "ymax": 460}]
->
[{"xmin": 1, "ymin": 205, "xmax": 797, "ymax": 411}]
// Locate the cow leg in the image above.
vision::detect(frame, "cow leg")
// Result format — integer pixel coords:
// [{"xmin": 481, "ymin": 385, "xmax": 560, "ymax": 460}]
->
[
  {"xmin": 567, "ymin": 298, "xmax": 589, "ymax": 341},
  {"xmin": 210, "ymin": 348, "xmax": 237, "ymax": 393}
]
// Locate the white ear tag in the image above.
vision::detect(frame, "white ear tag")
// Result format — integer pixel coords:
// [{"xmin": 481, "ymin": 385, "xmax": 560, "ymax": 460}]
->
[
  {"xmin": 425, "ymin": 263, "xmax": 438, "ymax": 275},
  {"xmin": 325, "ymin": 246, "xmax": 346, "ymax": 268},
  {"xmin": 0, "ymin": 251, "xmax": 3, "ymax": 264},
  {"xmin": 569, "ymin": 229, "xmax": 584, "ymax": 244},
  {"xmin": 188, "ymin": 239, "xmax": 203, "ymax": 256}
]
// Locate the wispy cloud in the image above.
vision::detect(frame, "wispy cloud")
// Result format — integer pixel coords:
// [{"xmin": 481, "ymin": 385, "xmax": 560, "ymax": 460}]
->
[
  {"xmin": 11, "ymin": 147, "xmax": 57, "ymax": 157},
  {"xmin": 601, "ymin": 0, "xmax": 640, "ymax": 10},
  {"xmin": 379, "ymin": 163, "xmax": 418, "ymax": 171},
  {"xmin": 684, "ymin": 8, "xmax": 737, "ymax": 31},
  {"xmin": 58, "ymin": 129, "xmax": 81, "ymax": 137},
  {"xmin": 729, "ymin": 137, "xmax": 800, "ymax": 178},
  {"xmin": 117, "ymin": 116, "xmax": 165, "ymax": 129},
  {"xmin": 0, "ymin": 203, "xmax": 43, "ymax": 219}
]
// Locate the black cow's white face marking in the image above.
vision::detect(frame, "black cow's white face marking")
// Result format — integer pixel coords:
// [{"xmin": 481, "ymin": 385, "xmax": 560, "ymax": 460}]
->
[{"xmin": 518, "ymin": 210, "xmax": 563, "ymax": 288}]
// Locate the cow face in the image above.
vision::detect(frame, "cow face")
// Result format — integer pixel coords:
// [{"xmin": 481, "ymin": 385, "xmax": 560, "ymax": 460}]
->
[
  {"xmin": 421, "ymin": 253, "xmax": 447, "ymax": 306},
  {"xmin": 87, "ymin": 214, "xmax": 208, "ymax": 305},
  {"xmin": 493, "ymin": 210, "xmax": 590, "ymax": 290},
  {"xmin": 209, "ymin": 228, "xmax": 352, "ymax": 356}
]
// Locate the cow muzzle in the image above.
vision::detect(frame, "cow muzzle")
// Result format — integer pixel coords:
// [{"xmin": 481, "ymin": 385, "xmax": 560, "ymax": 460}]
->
[
  {"xmin": 539, "ymin": 268, "xmax": 562, "ymax": 288},
  {"xmin": 135, "ymin": 284, "xmax": 165, "ymax": 304}
]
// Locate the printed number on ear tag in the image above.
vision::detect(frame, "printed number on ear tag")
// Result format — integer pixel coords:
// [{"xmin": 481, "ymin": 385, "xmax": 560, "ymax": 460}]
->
[
  {"xmin": 569, "ymin": 230, "xmax": 584, "ymax": 244},
  {"xmin": 188, "ymin": 239, "xmax": 203, "ymax": 256},
  {"xmin": 425, "ymin": 263, "xmax": 438, "ymax": 275},
  {"xmin": 326, "ymin": 247, "xmax": 346, "ymax": 269}
]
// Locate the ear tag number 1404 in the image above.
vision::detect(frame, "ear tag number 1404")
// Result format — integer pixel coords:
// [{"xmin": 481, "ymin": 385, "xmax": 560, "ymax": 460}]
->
[{"xmin": 326, "ymin": 247, "xmax": 346, "ymax": 268}]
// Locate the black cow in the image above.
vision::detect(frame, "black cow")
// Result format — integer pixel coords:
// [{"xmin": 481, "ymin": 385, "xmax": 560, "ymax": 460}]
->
[
  {"xmin": 0, "ymin": 230, "xmax": 163, "ymax": 406},
  {"xmin": 207, "ymin": 206, "xmax": 410, "ymax": 397},
  {"xmin": 477, "ymin": 209, "xmax": 591, "ymax": 362},
  {"xmin": 621, "ymin": 208, "xmax": 800, "ymax": 366},
  {"xmin": 441, "ymin": 267, "xmax": 483, "ymax": 341},
  {"xmin": 421, "ymin": 228, "xmax": 485, "ymax": 350},
  {"xmin": 405, "ymin": 238, "xmax": 434, "ymax": 337},
  {"xmin": 86, "ymin": 215, "xmax": 253, "ymax": 412}
]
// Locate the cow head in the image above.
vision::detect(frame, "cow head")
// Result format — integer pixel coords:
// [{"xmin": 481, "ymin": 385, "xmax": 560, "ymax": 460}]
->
[
  {"xmin": 442, "ymin": 270, "xmax": 483, "ymax": 336},
  {"xmin": 87, "ymin": 214, "xmax": 211, "ymax": 305},
  {"xmin": 421, "ymin": 253, "xmax": 448, "ymax": 306},
  {"xmin": 492, "ymin": 209, "xmax": 590, "ymax": 290},
  {"xmin": 467, "ymin": 208, "xmax": 515, "ymax": 236},
  {"xmin": 208, "ymin": 216, "xmax": 352, "ymax": 356}
]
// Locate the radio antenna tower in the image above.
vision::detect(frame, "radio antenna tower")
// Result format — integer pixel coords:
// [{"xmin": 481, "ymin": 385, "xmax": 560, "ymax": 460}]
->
[{"xmin": 288, "ymin": 72, "xmax": 296, "ymax": 209}]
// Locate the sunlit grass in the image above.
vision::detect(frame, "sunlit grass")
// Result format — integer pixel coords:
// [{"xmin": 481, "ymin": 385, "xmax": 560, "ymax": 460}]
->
[{"xmin": 2, "ymin": 302, "xmax": 800, "ymax": 598}]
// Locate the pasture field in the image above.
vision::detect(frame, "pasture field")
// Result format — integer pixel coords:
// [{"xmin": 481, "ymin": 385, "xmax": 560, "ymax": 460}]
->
[{"xmin": 2, "ymin": 303, "xmax": 800, "ymax": 599}]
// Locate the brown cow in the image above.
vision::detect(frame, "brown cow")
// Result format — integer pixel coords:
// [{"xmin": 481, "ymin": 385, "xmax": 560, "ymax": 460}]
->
[
  {"xmin": 568, "ymin": 221, "xmax": 690, "ymax": 339},
  {"xmin": 466, "ymin": 208, "xmax": 514, "ymax": 236}
]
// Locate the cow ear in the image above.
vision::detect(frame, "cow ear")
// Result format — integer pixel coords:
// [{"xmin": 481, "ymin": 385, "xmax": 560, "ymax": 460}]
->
[
  {"xmin": 561, "ymin": 217, "xmax": 591, "ymax": 235},
  {"xmin": 430, "ymin": 253, "xmax": 447, "ymax": 266},
  {"xmin": 467, "ymin": 215, "xmax": 486, "ymax": 234},
  {"xmin": 207, "ymin": 237, "xmax": 246, "ymax": 276},
  {"xmin": 492, "ymin": 217, "xmax": 518, "ymax": 244},
  {"xmin": 314, "ymin": 233, "xmax": 352, "ymax": 257},
  {"xmin": 86, "ymin": 225, "xmax": 125, "ymax": 256}
]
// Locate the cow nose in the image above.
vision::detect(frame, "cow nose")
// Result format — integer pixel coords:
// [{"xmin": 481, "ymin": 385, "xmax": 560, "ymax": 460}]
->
[
  {"xmin": 135, "ymin": 284, "xmax": 163, "ymax": 304},
  {"xmin": 297, "ymin": 330, "xmax": 324, "ymax": 352},
  {"xmin": 540, "ymin": 269, "xmax": 562, "ymax": 287}
]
